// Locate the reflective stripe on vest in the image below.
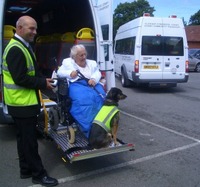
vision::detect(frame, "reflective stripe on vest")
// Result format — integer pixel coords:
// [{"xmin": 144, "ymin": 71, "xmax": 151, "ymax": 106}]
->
[
  {"xmin": 93, "ymin": 106, "xmax": 119, "ymax": 132},
  {"xmin": 2, "ymin": 39, "xmax": 37, "ymax": 106}
]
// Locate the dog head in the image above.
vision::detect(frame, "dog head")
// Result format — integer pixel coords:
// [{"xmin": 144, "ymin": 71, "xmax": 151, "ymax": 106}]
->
[{"xmin": 106, "ymin": 87, "xmax": 127, "ymax": 103}]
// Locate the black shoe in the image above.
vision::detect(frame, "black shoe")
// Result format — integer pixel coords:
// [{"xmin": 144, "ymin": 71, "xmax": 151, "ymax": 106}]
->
[
  {"xmin": 20, "ymin": 172, "xmax": 32, "ymax": 179},
  {"xmin": 32, "ymin": 175, "xmax": 58, "ymax": 186}
]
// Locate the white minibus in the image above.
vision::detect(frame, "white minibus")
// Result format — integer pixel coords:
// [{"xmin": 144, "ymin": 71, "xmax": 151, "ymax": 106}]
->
[{"xmin": 114, "ymin": 14, "xmax": 189, "ymax": 87}]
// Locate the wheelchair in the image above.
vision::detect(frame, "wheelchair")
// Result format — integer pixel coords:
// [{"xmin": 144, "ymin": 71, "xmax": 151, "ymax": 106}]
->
[{"xmin": 48, "ymin": 77, "xmax": 76, "ymax": 144}]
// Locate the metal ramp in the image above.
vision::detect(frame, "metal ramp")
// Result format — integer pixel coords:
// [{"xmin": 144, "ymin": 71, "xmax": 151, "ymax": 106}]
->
[
  {"xmin": 37, "ymin": 94, "xmax": 135, "ymax": 163},
  {"xmin": 48, "ymin": 126, "xmax": 135, "ymax": 163}
]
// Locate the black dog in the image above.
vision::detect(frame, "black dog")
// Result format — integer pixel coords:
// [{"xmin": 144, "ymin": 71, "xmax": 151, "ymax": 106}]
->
[{"xmin": 88, "ymin": 87, "xmax": 127, "ymax": 149}]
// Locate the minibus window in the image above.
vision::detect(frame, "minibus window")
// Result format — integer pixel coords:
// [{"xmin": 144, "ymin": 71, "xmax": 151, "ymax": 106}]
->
[
  {"xmin": 102, "ymin": 24, "xmax": 109, "ymax": 60},
  {"xmin": 101, "ymin": 25, "xmax": 109, "ymax": 40},
  {"xmin": 164, "ymin": 37, "xmax": 183, "ymax": 56},
  {"xmin": 142, "ymin": 36, "xmax": 162, "ymax": 55},
  {"xmin": 142, "ymin": 36, "xmax": 183, "ymax": 56},
  {"xmin": 115, "ymin": 37, "xmax": 135, "ymax": 55}
]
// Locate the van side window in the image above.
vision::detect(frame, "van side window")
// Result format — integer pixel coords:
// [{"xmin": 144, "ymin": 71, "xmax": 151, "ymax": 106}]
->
[
  {"xmin": 115, "ymin": 37, "xmax": 135, "ymax": 55},
  {"xmin": 102, "ymin": 24, "xmax": 109, "ymax": 61},
  {"xmin": 142, "ymin": 36, "xmax": 184, "ymax": 56}
]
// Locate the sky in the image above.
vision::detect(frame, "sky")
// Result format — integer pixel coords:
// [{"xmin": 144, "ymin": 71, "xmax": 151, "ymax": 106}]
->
[{"xmin": 113, "ymin": 0, "xmax": 200, "ymax": 24}]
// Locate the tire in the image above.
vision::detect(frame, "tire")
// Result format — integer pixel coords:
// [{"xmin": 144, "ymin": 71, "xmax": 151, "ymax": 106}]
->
[
  {"xmin": 59, "ymin": 110, "xmax": 66, "ymax": 125},
  {"xmin": 121, "ymin": 69, "xmax": 131, "ymax": 87},
  {"xmin": 68, "ymin": 126, "xmax": 75, "ymax": 144},
  {"xmin": 48, "ymin": 107, "xmax": 59, "ymax": 130},
  {"xmin": 195, "ymin": 63, "xmax": 200, "ymax": 72}
]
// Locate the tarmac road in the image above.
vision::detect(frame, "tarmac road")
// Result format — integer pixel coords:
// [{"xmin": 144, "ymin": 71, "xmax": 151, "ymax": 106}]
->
[{"xmin": 1, "ymin": 72, "xmax": 200, "ymax": 187}]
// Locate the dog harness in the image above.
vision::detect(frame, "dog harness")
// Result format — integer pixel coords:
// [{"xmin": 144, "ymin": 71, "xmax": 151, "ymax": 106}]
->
[{"xmin": 93, "ymin": 106, "xmax": 119, "ymax": 132}]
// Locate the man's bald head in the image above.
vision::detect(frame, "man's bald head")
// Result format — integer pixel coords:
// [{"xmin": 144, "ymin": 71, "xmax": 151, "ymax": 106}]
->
[
  {"xmin": 16, "ymin": 16, "xmax": 37, "ymax": 43},
  {"xmin": 16, "ymin": 16, "xmax": 36, "ymax": 28}
]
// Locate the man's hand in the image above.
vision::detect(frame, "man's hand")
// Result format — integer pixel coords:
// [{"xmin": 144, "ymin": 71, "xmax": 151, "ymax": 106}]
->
[{"xmin": 46, "ymin": 78, "xmax": 55, "ymax": 89}]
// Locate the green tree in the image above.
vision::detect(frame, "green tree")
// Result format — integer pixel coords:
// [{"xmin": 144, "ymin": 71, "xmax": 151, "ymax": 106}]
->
[
  {"xmin": 113, "ymin": 0, "xmax": 155, "ymax": 37},
  {"xmin": 188, "ymin": 10, "xmax": 200, "ymax": 25}
]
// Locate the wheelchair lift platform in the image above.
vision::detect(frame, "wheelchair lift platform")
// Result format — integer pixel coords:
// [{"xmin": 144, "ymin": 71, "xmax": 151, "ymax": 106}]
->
[
  {"xmin": 47, "ymin": 125, "xmax": 134, "ymax": 163},
  {"xmin": 38, "ymin": 88, "xmax": 134, "ymax": 163}
]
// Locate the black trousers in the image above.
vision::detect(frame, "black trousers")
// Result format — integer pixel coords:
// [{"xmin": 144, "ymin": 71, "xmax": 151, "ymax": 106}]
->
[{"xmin": 14, "ymin": 116, "xmax": 46, "ymax": 178}]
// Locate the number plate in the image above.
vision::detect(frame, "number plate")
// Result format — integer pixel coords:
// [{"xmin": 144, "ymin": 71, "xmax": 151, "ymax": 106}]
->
[{"xmin": 144, "ymin": 65, "xmax": 159, "ymax": 69}]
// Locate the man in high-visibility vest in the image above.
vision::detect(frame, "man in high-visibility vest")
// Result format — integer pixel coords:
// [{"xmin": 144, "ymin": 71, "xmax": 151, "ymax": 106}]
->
[{"xmin": 2, "ymin": 16, "xmax": 58, "ymax": 186}]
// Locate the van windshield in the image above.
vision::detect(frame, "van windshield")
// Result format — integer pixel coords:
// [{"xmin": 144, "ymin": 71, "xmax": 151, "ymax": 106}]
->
[{"xmin": 142, "ymin": 36, "xmax": 183, "ymax": 56}]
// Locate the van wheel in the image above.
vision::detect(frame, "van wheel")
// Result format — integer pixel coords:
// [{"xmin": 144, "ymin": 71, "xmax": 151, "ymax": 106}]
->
[
  {"xmin": 49, "ymin": 107, "xmax": 59, "ymax": 130},
  {"xmin": 121, "ymin": 69, "xmax": 131, "ymax": 87},
  {"xmin": 195, "ymin": 63, "xmax": 200, "ymax": 72}
]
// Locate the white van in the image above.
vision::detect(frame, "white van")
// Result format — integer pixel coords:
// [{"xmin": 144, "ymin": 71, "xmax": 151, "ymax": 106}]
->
[
  {"xmin": 0, "ymin": 0, "xmax": 115, "ymax": 123},
  {"xmin": 114, "ymin": 14, "xmax": 189, "ymax": 88}
]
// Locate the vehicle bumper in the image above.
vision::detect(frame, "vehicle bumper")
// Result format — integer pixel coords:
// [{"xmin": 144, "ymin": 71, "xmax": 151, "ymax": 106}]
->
[{"xmin": 132, "ymin": 73, "xmax": 189, "ymax": 87}]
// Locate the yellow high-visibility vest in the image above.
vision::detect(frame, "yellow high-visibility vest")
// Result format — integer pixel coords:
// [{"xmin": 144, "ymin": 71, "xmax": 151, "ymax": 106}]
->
[{"xmin": 2, "ymin": 39, "xmax": 37, "ymax": 106}]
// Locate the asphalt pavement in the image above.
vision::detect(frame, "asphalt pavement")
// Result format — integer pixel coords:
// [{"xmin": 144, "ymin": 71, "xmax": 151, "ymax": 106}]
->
[{"xmin": 1, "ymin": 72, "xmax": 200, "ymax": 187}]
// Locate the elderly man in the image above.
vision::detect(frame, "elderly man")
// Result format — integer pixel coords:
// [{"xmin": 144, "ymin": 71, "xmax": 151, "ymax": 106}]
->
[{"xmin": 57, "ymin": 44, "xmax": 106, "ymax": 138}]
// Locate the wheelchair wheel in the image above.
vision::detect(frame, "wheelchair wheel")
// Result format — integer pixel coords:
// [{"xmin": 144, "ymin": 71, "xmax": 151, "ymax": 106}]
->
[
  {"xmin": 48, "ymin": 107, "xmax": 59, "ymax": 130},
  {"xmin": 68, "ymin": 126, "xmax": 75, "ymax": 144}
]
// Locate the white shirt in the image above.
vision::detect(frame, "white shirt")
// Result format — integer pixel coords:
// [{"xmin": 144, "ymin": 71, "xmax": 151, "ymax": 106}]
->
[
  {"xmin": 57, "ymin": 58, "xmax": 101, "ymax": 83},
  {"xmin": 15, "ymin": 33, "xmax": 29, "ymax": 47}
]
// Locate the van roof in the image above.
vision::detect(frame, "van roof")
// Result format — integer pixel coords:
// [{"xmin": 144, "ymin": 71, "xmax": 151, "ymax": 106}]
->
[{"xmin": 117, "ymin": 16, "xmax": 184, "ymax": 34}]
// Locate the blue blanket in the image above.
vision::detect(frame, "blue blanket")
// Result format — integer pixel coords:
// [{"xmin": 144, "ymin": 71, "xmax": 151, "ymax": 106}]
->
[{"xmin": 69, "ymin": 80, "xmax": 106, "ymax": 138}]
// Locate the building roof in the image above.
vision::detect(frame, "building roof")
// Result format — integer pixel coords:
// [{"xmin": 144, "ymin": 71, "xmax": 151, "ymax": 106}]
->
[{"xmin": 185, "ymin": 25, "xmax": 200, "ymax": 42}]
